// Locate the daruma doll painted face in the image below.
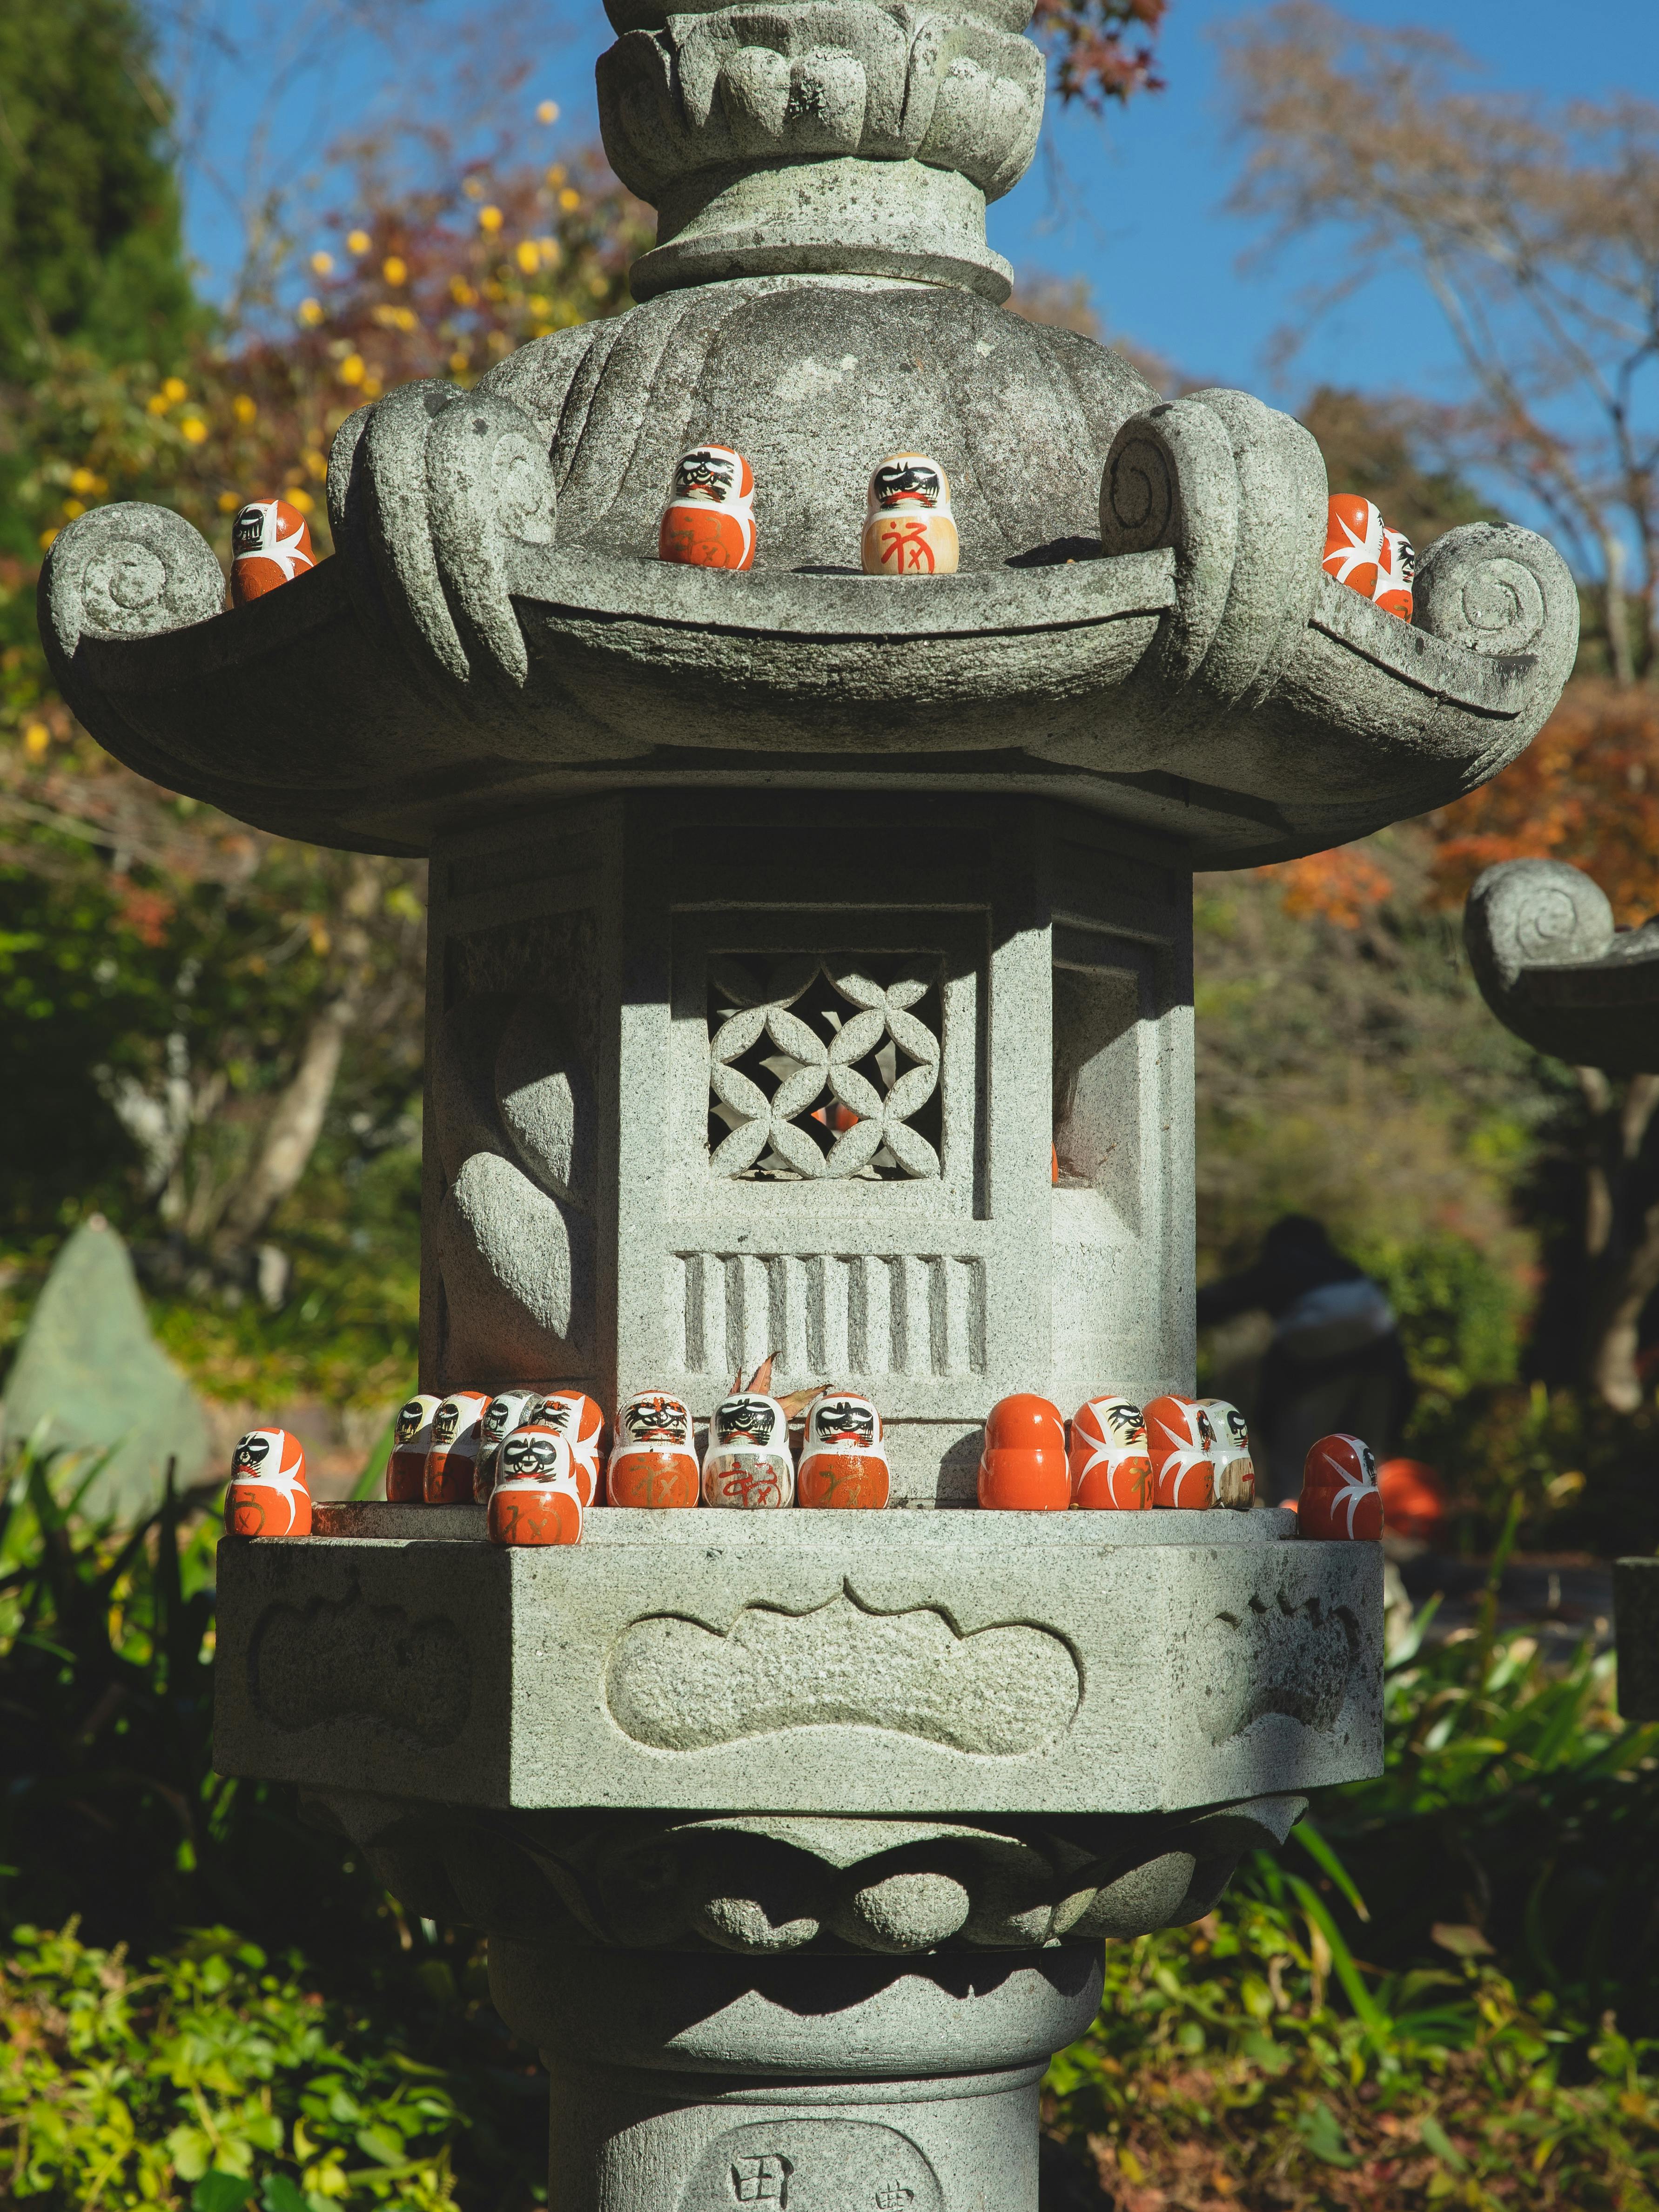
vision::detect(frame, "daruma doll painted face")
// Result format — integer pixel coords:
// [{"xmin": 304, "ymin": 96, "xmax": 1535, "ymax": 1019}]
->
[
  {"xmin": 797, "ymin": 1392, "xmax": 890, "ymax": 1509},
  {"xmin": 1199, "ymin": 1397, "xmax": 1255, "ymax": 1512},
  {"xmin": 487, "ymin": 1426, "xmax": 583, "ymax": 1546},
  {"xmin": 658, "ymin": 444, "xmax": 756, "ymax": 571},
  {"xmin": 230, "ymin": 498, "xmax": 316, "ymax": 605},
  {"xmin": 386, "ymin": 1392, "xmax": 441, "ymax": 1502},
  {"xmin": 860, "ymin": 453, "xmax": 959, "ymax": 578},
  {"xmin": 474, "ymin": 1391, "xmax": 541, "ymax": 1502},
  {"xmin": 225, "ymin": 1427, "xmax": 310, "ymax": 1538},
  {"xmin": 607, "ymin": 1391, "xmax": 700, "ymax": 1508},
  {"xmin": 704, "ymin": 1390, "xmax": 794, "ymax": 1509},
  {"xmin": 531, "ymin": 1391, "xmax": 608, "ymax": 1506},
  {"xmin": 1299, "ymin": 1433, "xmax": 1384, "ymax": 1540},
  {"xmin": 978, "ymin": 1393, "xmax": 1069, "ymax": 1510},
  {"xmin": 1068, "ymin": 1395, "xmax": 1153, "ymax": 1510},
  {"xmin": 424, "ymin": 1391, "xmax": 490, "ymax": 1504},
  {"xmin": 1142, "ymin": 1395, "xmax": 1216, "ymax": 1509}
]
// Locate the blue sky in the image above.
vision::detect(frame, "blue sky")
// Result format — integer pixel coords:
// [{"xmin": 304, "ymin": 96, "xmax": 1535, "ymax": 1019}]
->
[{"xmin": 174, "ymin": 0, "xmax": 1659, "ymax": 409}]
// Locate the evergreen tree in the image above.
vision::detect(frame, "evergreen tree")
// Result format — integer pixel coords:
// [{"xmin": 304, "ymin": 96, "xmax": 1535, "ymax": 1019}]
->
[{"xmin": 0, "ymin": 0, "xmax": 196, "ymax": 377}]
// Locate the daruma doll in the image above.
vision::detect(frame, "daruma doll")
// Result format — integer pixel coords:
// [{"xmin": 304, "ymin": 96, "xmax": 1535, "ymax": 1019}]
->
[
  {"xmin": 1199, "ymin": 1398, "xmax": 1256, "ymax": 1511},
  {"xmin": 386, "ymin": 1392, "xmax": 441, "ymax": 1502},
  {"xmin": 1068, "ymin": 1395, "xmax": 1153, "ymax": 1510},
  {"xmin": 531, "ymin": 1390, "xmax": 608, "ymax": 1506},
  {"xmin": 657, "ymin": 444, "xmax": 756, "ymax": 571},
  {"xmin": 1322, "ymin": 493, "xmax": 1414, "ymax": 623},
  {"xmin": 473, "ymin": 1391, "xmax": 542, "ymax": 1502},
  {"xmin": 225, "ymin": 1427, "xmax": 310, "ymax": 1538},
  {"xmin": 487, "ymin": 1426, "xmax": 583, "ymax": 1546},
  {"xmin": 1299, "ymin": 1433, "xmax": 1384, "ymax": 1541},
  {"xmin": 230, "ymin": 497, "xmax": 316, "ymax": 605},
  {"xmin": 703, "ymin": 1389, "xmax": 794, "ymax": 1509},
  {"xmin": 797, "ymin": 1392, "xmax": 890, "ymax": 1509},
  {"xmin": 1141, "ymin": 1395, "xmax": 1216, "ymax": 1509},
  {"xmin": 860, "ymin": 452, "xmax": 959, "ymax": 578},
  {"xmin": 424, "ymin": 1391, "xmax": 490, "ymax": 1504},
  {"xmin": 607, "ymin": 1391, "xmax": 700, "ymax": 1508},
  {"xmin": 978, "ymin": 1394, "xmax": 1069, "ymax": 1510}
]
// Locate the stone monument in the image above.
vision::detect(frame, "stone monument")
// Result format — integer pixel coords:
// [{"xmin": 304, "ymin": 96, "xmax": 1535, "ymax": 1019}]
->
[
  {"xmin": 40, "ymin": 0, "xmax": 1578, "ymax": 2195},
  {"xmin": 1463, "ymin": 857, "xmax": 1659, "ymax": 1727}
]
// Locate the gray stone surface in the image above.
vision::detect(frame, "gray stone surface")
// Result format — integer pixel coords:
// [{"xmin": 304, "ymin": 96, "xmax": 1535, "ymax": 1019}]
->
[
  {"xmin": 0, "ymin": 1219, "xmax": 209, "ymax": 1518},
  {"xmin": 1615, "ymin": 1558, "xmax": 1659, "ymax": 1721},
  {"xmin": 1464, "ymin": 857, "xmax": 1659, "ymax": 1073},
  {"xmin": 36, "ymin": 277, "xmax": 1575, "ymax": 866},
  {"xmin": 214, "ymin": 1509, "xmax": 1381, "ymax": 1815}
]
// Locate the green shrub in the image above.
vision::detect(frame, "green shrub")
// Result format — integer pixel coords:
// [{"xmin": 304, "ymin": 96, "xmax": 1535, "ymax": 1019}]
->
[{"xmin": 0, "ymin": 1922, "xmax": 468, "ymax": 2209}]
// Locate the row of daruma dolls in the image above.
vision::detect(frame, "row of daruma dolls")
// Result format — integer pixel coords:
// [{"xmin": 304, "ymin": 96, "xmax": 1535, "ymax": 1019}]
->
[
  {"xmin": 226, "ymin": 464, "xmax": 1414, "ymax": 617},
  {"xmin": 222, "ymin": 1375, "xmax": 1382, "ymax": 1548}
]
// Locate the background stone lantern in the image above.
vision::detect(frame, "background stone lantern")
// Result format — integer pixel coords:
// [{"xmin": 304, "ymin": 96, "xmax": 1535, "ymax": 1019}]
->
[{"xmin": 40, "ymin": 0, "xmax": 1578, "ymax": 2196}]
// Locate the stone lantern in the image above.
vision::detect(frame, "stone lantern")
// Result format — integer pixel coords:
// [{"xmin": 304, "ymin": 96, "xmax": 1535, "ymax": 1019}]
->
[{"xmin": 42, "ymin": 0, "xmax": 1577, "ymax": 2195}]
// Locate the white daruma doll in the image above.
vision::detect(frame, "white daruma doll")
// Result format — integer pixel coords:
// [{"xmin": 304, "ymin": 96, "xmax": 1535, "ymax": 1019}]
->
[
  {"xmin": 225, "ymin": 1427, "xmax": 311, "ymax": 1538},
  {"xmin": 1200, "ymin": 1398, "xmax": 1256, "ymax": 1511},
  {"xmin": 607, "ymin": 1391, "xmax": 700, "ymax": 1508},
  {"xmin": 424, "ymin": 1391, "xmax": 490, "ymax": 1504},
  {"xmin": 658, "ymin": 444, "xmax": 756, "ymax": 571},
  {"xmin": 1141, "ymin": 1394, "xmax": 1216, "ymax": 1509},
  {"xmin": 1068, "ymin": 1395, "xmax": 1153, "ymax": 1510},
  {"xmin": 386, "ymin": 1392, "xmax": 441, "ymax": 1503},
  {"xmin": 531, "ymin": 1391, "xmax": 608, "ymax": 1506},
  {"xmin": 473, "ymin": 1392, "xmax": 542, "ymax": 1503},
  {"xmin": 704, "ymin": 1388, "xmax": 794, "ymax": 1509},
  {"xmin": 230, "ymin": 497, "xmax": 316, "ymax": 605},
  {"xmin": 861, "ymin": 454, "xmax": 959, "ymax": 578},
  {"xmin": 487, "ymin": 1426, "xmax": 584, "ymax": 1546},
  {"xmin": 797, "ymin": 1392, "xmax": 890, "ymax": 1509}
]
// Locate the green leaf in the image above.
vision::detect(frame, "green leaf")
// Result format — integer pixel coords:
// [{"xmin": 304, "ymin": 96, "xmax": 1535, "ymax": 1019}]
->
[
  {"xmin": 355, "ymin": 2124, "xmax": 406, "ymax": 2166},
  {"xmin": 192, "ymin": 2175, "xmax": 255, "ymax": 2212},
  {"xmin": 1296, "ymin": 2100, "xmax": 1358, "ymax": 2168},
  {"xmin": 1420, "ymin": 2114, "xmax": 1469, "ymax": 2172},
  {"xmin": 260, "ymin": 2179, "xmax": 310, "ymax": 2212},
  {"xmin": 1292, "ymin": 1821, "xmax": 1370, "ymax": 1922}
]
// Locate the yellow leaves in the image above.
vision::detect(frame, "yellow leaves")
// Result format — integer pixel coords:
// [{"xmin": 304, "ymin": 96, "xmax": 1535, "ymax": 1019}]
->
[
  {"xmin": 449, "ymin": 348, "xmax": 470, "ymax": 375},
  {"xmin": 559, "ymin": 186, "xmax": 582, "ymax": 211},
  {"xmin": 310, "ymin": 250, "xmax": 334, "ymax": 275},
  {"xmin": 288, "ymin": 489, "xmax": 316, "ymax": 514},
  {"xmin": 298, "ymin": 298, "xmax": 324, "ymax": 328},
  {"xmin": 587, "ymin": 273, "xmax": 609, "ymax": 297},
  {"xmin": 527, "ymin": 294, "xmax": 550, "ymax": 316},
  {"xmin": 536, "ymin": 235, "xmax": 560, "ymax": 266},
  {"xmin": 308, "ymin": 917, "xmax": 332, "ymax": 957},
  {"xmin": 478, "ymin": 204, "xmax": 504, "ymax": 232},
  {"xmin": 546, "ymin": 163, "xmax": 567, "ymax": 186},
  {"xmin": 24, "ymin": 723, "xmax": 50, "ymax": 757},
  {"xmin": 180, "ymin": 417, "xmax": 208, "ymax": 444},
  {"xmin": 302, "ymin": 449, "xmax": 327, "ymax": 481},
  {"xmin": 372, "ymin": 303, "xmax": 418, "ymax": 332},
  {"xmin": 382, "ymin": 255, "xmax": 408, "ymax": 286},
  {"xmin": 515, "ymin": 239, "xmax": 540, "ymax": 274},
  {"xmin": 339, "ymin": 354, "xmax": 366, "ymax": 387},
  {"xmin": 448, "ymin": 276, "xmax": 477, "ymax": 306},
  {"xmin": 162, "ymin": 377, "xmax": 188, "ymax": 403},
  {"xmin": 217, "ymin": 491, "xmax": 241, "ymax": 513},
  {"xmin": 347, "ymin": 227, "xmax": 371, "ymax": 253},
  {"xmin": 232, "ymin": 395, "xmax": 257, "ymax": 424},
  {"xmin": 63, "ymin": 498, "xmax": 86, "ymax": 518},
  {"xmin": 38, "ymin": 526, "xmax": 59, "ymax": 549},
  {"xmin": 361, "ymin": 375, "xmax": 383, "ymax": 400},
  {"xmin": 146, "ymin": 392, "xmax": 170, "ymax": 414},
  {"xmin": 69, "ymin": 467, "xmax": 100, "ymax": 494},
  {"xmin": 537, "ymin": 98, "xmax": 560, "ymax": 123}
]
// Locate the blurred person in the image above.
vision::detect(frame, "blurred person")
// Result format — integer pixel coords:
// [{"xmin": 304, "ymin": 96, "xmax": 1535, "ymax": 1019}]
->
[{"xmin": 1197, "ymin": 1215, "xmax": 1414, "ymax": 1505}]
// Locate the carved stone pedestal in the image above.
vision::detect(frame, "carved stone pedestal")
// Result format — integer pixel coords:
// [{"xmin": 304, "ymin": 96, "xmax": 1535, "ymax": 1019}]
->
[{"xmin": 494, "ymin": 1945, "xmax": 1101, "ymax": 2212}]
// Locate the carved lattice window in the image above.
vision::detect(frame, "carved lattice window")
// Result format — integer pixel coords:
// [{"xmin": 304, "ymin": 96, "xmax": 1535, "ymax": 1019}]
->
[{"xmin": 707, "ymin": 955, "xmax": 942, "ymax": 1181}]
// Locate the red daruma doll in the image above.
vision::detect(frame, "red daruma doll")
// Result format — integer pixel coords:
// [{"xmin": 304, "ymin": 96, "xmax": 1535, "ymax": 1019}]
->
[
  {"xmin": 386, "ymin": 1392, "xmax": 441, "ymax": 1503},
  {"xmin": 487, "ymin": 1426, "xmax": 583, "ymax": 1547},
  {"xmin": 1323, "ymin": 493, "xmax": 1415, "ymax": 623},
  {"xmin": 797, "ymin": 1392, "xmax": 890, "ymax": 1509},
  {"xmin": 230, "ymin": 498, "xmax": 316, "ymax": 605},
  {"xmin": 978, "ymin": 1394, "xmax": 1069, "ymax": 1510},
  {"xmin": 1068, "ymin": 1395, "xmax": 1153, "ymax": 1510},
  {"xmin": 424, "ymin": 1391, "xmax": 490, "ymax": 1504},
  {"xmin": 225, "ymin": 1427, "xmax": 311, "ymax": 1538},
  {"xmin": 704, "ymin": 1387, "xmax": 794, "ymax": 1509},
  {"xmin": 1142, "ymin": 1395, "xmax": 1216, "ymax": 1509},
  {"xmin": 658, "ymin": 444, "xmax": 756, "ymax": 571},
  {"xmin": 532, "ymin": 1391, "xmax": 608, "ymax": 1506},
  {"xmin": 607, "ymin": 1391, "xmax": 700, "ymax": 1508},
  {"xmin": 1299, "ymin": 1434, "xmax": 1384, "ymax": 1541}
]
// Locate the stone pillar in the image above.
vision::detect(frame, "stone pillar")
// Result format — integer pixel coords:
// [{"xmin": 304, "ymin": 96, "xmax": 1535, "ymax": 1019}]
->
[{"xmin": 422, "ymin": 790, "xmax": 1195, "ymax": 1501}]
